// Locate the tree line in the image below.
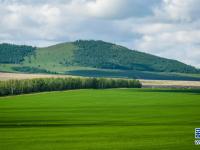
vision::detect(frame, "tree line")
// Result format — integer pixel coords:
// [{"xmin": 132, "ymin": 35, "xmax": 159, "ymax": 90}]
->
[
  {"xmin": 0, "ymin": 77, "xmax": 142, "ymax": 96},
  {"xmin": 0, "ymin": 43, "xmax": 36, "ymax": 64},
  {"xmin": 12, "ymin": 66, "xmax": 58, "ymax": 74}
]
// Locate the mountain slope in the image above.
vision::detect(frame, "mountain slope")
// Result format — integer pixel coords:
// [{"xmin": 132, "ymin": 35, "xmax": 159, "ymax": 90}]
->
[
  {"xmin": 0, "ymin": 40, "xmax": 199, "ymax": 80},
  {"xmin": 72, "ymin": 40, "xmax": 198, "ymax": 73}
]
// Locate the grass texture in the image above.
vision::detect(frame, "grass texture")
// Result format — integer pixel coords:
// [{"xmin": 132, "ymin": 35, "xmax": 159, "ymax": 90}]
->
[{"xmin": 0, "ymin": 89, "xmax": 200, "ymax": 150}]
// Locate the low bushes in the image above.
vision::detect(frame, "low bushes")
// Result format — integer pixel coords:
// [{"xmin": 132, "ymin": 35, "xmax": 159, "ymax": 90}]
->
[{"xmin": 0, "ymin": 77, "xmax": 142, "ymax": 96}]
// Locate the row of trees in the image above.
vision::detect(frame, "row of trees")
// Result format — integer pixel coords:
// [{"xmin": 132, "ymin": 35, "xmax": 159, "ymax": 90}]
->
[
  {"xmin": 0, "ymin": 77, "xmax": 142, "ymax": 96},
  {"xmin": 12, "ymin": 66, "xmax": 58, "ymax": 74}
]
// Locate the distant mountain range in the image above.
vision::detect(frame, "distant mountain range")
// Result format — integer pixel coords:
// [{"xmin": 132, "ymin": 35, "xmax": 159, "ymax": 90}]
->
[{"xmin": 0, "ymin": 40, "xmax": 200, "ymax": 80}]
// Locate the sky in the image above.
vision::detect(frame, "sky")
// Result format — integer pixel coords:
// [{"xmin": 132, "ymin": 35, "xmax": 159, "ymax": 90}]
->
[{"xmin": 0, "ymin": 0, "xmax": 200, "ymax": 68}]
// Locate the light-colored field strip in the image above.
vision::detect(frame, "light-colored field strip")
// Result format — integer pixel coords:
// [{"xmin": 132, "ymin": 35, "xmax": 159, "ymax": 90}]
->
[
  {"xmin": 1, "ymin": 72, "xmax": 200, "ymax": 88},
  {"xmin": 140, "ymin": 79, "xmax": 200, "ymax": 88},
  {"xmin": 0, "ymin": 72, "xmax": 73, "ymax": 80}
]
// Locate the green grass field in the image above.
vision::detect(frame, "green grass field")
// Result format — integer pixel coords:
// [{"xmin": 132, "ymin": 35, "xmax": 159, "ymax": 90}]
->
[{"xmin": 0, "ymin": 89, "xmax": 200, "ymax": 150}]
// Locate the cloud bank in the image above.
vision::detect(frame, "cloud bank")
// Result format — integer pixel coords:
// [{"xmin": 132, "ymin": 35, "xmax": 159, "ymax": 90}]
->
[{"xmin": 0, "ymin": 0, "xmax": 200, "ymax": 67}]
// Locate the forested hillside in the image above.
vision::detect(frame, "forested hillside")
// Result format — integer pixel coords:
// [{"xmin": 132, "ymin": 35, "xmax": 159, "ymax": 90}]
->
[
  {"xmin": 0, "ymin": 43, "xmax": 36, "ymax": 64},
  {"xmin": 73, "ymin": 40, "xmax": 198, "ymax": 73},
  {"xmin": 0, "ymin": 40, "xmax": 199, "ymax": 80}
]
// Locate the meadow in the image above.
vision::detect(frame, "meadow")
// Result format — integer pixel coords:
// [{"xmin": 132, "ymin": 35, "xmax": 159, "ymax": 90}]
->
[{"xmin": 0, "ymin": 88, "xmax": 200, "ymax": 150}]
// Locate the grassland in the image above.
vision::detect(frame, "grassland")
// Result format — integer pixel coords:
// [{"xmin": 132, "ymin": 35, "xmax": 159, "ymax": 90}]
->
[
  {"xmin": 22, "ymin": 43, "xmax": 76, "ymax": 73},
  {"xmin": 0, "ymin": 89, "xmax": 200, "ymax": 150}
]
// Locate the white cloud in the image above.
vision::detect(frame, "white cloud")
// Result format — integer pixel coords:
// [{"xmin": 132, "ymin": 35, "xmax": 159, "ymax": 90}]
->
[
  {"xmin": 135, "ymin": 23, "xmax": 173, "ymax": 34},
  {"xmin": 134, "ymin": 26, "xmax": 200, "ymax": 67},
  {"xmin": 85, "ymin": 0, "xmax": 159, "ymax": 19},
  {"xmin": 154, "ymin": 0, "xmax": 200, "ymax": 21},
  {"xmin": 0, "ymin": 0, "xmax": 200, "ymax": 67}
]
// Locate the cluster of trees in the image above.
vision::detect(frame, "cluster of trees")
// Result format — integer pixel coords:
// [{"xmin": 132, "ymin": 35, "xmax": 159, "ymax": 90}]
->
[
  {"xmin": 12, "ymin": 66, "xmax": 57, "ymax": 74},
  {"xmin": 0, "ymin": 43, "xmax": 36, "ymax": 64},
  {"xmin": 73, "ymin": 40, "xmax": 199, "ymax": 73},
  {"xmin": 0, "ymin": 77, "xmax": 142, "ymax": 96}
]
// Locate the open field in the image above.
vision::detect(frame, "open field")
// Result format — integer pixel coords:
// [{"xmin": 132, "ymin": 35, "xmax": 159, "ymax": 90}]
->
[
  {"xmin": 0, "ymin": 72, "xmax": 74, "ymax": 80},
  {"xmin": 1, "ymin": 72, "xmax": 200, "ymax": 88},
  {"xmin": 141, "ymin": 79, "xmax": 200, "ymax": 88},
  {"xmin": 0, "ymin": 89, "xmax": 200, "ymax": 150}
]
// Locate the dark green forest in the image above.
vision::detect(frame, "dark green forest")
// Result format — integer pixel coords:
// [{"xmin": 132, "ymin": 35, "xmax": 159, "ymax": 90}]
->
[
  {"xmin": 0, "ymin": 43, "xmax": 36, "ymax": 64},
  {"xmin": 74, "ymin": 40, "xmax": 199, "ymax": 73}
]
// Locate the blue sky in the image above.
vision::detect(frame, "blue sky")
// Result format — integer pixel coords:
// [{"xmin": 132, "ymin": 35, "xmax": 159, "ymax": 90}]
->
[{"xmin": 0, "ymin": 0, "xmax": 200, "ymax": 67}]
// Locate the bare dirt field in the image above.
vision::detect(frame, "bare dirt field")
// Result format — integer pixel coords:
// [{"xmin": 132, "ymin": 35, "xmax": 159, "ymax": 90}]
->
[
  {"xmin": 1, "ymin": 72, "xmax": 200, "ymax": 88},
  {"xmin": 0, "ymin": 72, "xmax": 73, "ymax": 80},
  {"xmin": 141, "ymin": 79, "xmax": 200, "ymax": 88}
]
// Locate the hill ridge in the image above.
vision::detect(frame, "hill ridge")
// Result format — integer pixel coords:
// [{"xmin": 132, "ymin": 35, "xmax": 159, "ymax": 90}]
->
[{"xmin": 0, "ymin": 40, "xmax": 199, "ymax": 80}]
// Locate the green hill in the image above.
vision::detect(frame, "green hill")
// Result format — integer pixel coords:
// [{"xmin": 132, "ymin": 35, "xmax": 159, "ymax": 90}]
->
[{"xmin": 0, "ymin": 40, "xmax": 200, "ymax": 80}]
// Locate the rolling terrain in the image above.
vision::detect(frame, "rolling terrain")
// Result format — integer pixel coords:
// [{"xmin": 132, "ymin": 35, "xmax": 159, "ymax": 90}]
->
[
  {"xmin": 0, "ymin": 89, "xmax": 200, "ymax": 150},
  {"xmin": 1, "ymin": 41, "xmax": 199, "ymax": 149},
  {"xmin": 0, "ymin": 40, "xmax": 200, "ymax": 80}
]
